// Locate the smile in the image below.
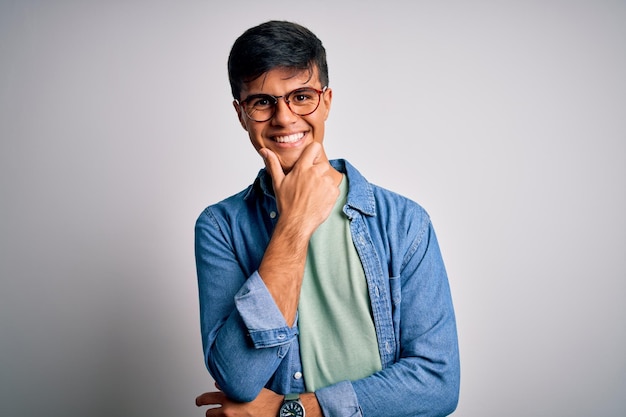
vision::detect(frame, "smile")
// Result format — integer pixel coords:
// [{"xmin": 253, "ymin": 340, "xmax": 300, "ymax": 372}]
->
[{"xmin": 273, "ymin": 132, "xmax": 305, "ymax": 143}]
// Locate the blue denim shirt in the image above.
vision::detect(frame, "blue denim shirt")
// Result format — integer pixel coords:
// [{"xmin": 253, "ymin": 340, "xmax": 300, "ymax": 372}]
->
[{"xmin": 195, "ymin": 159, "xmax": 460, "ymax": 417}]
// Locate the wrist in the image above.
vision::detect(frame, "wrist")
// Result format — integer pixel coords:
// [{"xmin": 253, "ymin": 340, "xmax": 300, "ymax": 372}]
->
[
  {"xmin": 279, "ymin": 393, "xmax": 305, "ymax": 417},
  {"xmin": 300, "ymin": 392, "xmax": 322, "ymax": 417},
  {"xmin": 274, "ymin": 214, "xmax": 317, "ymax": 243}
]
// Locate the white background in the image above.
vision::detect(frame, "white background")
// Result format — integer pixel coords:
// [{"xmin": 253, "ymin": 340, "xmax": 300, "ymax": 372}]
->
[{"xmin": 1, "ymin": 1, "xmax": 624, "ymax": 416}]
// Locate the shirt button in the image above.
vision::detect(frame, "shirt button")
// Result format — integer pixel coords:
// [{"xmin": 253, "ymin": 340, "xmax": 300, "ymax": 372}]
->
[
  {"xmin": 269, "ymin": 211, "xmax": 277, "ymax": 219},
  {"xmin": 293, "ymin": 372, "xmax": 302, "ymax": 380}
]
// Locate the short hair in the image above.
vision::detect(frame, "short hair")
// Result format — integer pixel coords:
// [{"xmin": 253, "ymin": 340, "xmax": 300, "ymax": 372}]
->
[{"xmin": 227, "ymin": 20, "xmax": 329, "ymax": 100}]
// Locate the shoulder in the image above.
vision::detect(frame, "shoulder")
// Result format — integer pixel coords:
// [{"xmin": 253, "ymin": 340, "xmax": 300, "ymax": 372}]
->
[
  {"xmin": 375, "ymin": 184, "xmax": 430, "ymax": 224},
  {"xmin": 195, "ymin": 185, "xmax": 254, "ymax": 229},
  {"xmin": 370, "ymin": 182, "xmax": 432, "ymax": 246}
]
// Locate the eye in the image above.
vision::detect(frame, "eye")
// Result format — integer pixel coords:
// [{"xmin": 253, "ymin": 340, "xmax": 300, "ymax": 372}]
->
[
  {"xmin": 247, "ymin": 95, "xmax": 274, "ymax": 109},
  {"xmin": 290, "ymin": 89, "xmax": 316, "ymax": 104}
]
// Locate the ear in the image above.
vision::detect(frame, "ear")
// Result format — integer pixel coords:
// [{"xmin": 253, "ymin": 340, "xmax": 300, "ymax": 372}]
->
[
  {"xmin": 233, "ymin": 100, "xmax": 248, "ymax": 131},
  {"xmin": 322, "ymin": 88, "xmax": 333, "ymax": 121}
]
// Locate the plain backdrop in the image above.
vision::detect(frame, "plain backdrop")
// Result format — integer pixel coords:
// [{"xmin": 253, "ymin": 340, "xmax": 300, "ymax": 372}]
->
[{"xmin": 1, "ymin": 1, "xmax": 624, "ymax": 416}]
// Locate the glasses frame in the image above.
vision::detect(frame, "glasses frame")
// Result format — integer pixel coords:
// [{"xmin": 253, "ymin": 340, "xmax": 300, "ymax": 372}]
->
[{"xmin": 237, "ymin": 86, "xmax": 328, "ymax": 122}]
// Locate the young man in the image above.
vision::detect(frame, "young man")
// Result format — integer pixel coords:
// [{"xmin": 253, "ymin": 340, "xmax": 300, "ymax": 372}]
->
[{"xmin": 195, "ymin": 21, "xmax": 460, "ymax": 417}]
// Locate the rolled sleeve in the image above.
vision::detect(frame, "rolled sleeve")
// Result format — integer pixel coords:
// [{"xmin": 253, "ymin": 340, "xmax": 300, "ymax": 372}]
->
[
  {"xmin": 316, "ymin": 380, "xmax": 363, "ymax": 417},
  {"xmin": 235, "ymin": 271, "xmax": 298, "ymax": 348}
]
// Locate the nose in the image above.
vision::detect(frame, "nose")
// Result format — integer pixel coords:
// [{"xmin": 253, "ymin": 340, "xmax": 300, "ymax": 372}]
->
[{"xmin": 271, "ymin": 97, "xmax": 298, "ymax": 125}]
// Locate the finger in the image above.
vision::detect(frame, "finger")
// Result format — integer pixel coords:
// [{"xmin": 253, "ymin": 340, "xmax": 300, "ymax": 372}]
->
[
  {"xmin": 205, "ymin": 406, "xmax": 222, "ymax": 417},
  {"xmin": 195, "ymin": 391, "xmax": 225, "ymax": 407},
  {"xmin": 259, "ymin": 148, "xmax": 285, "ymax": 185}
]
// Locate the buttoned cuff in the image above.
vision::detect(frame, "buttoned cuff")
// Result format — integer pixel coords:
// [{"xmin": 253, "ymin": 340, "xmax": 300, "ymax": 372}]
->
[
  {"xmin": 234, "ymin": 271, "xmax": 297, "ymax": 348},
  {"xmin": 316, "ymin": 380, "xmax": 363, "ymax": 417}
]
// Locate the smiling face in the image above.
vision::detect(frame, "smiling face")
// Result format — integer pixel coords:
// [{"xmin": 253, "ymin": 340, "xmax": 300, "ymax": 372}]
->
[{"xmin": 234, "ymin": 66, "xmax": 332, "ymax": 173}]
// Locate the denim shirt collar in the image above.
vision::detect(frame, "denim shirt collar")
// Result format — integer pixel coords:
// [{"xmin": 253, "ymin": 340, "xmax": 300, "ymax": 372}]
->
[{"xmin": 244, "ymin": 159, "xmax": 376, "ymax": 217}]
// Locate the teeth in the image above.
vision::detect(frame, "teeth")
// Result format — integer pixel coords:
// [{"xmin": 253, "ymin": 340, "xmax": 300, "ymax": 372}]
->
[{"xmin": 274, "ymin": 132, "xmax": 304, "ymax": 143}]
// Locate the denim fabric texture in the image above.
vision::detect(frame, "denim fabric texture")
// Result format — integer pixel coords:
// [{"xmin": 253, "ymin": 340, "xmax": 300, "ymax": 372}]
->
[{"xmin": 195, "ymin": 159, "xmax": 460, "ymax": 417}]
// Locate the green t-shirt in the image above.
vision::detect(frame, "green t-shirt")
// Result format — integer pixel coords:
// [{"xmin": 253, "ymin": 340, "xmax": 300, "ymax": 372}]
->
[{"xmin": 298, "ymin": 175, "xmax": 382, "ymax": 391}]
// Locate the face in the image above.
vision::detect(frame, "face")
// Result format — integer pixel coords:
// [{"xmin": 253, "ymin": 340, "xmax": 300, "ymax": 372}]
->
[{"xmin": 234, "ymin": 67, "xmax": 332, "ymax": 173}]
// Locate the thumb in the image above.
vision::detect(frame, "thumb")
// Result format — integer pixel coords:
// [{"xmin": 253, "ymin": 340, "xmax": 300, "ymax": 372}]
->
[
  {"xmin": 259, "ymin": 148, "xmax": 285, "ymax": 186},
  {"xmin": 299, "ymin": 141, "xmax": 325, "ymax": 167}
]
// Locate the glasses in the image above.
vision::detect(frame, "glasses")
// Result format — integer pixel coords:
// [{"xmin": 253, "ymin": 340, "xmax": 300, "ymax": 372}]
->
[{"xmin": 238, "ymin": 86, "xmax": 328, "ymax": 122}]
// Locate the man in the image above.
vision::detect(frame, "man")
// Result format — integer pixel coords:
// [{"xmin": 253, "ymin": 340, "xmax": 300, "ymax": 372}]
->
[{"xmin": 195, "ymin": 20, "xmax": 459, "ymax": 417}]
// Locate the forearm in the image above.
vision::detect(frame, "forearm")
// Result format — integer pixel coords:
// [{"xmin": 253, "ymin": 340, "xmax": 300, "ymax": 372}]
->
[
  {"xmin": 195, "ymin": 389, "xmax": 323, "ymax": 417},
  {"xmin": 353, "ymin": 357, "xmax": 459, "ymax": 417},
  {"xmin": 258, "ymin": 217, "xmax": 312, "ymax": 326},
  {"xmin": 258, "ymin": 144, "xmax": 342, "ymax": 326},
  {"xmin": 315, "ymin": 353, "xmax": 459, "ymax": 417}
]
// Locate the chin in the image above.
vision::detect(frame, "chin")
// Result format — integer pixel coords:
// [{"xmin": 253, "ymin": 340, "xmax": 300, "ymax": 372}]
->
[
  {"xmin": 280, "ymin": 163, "xmax": 295, "ymax": 174},
  {"xmin": 276, "ymin": 153, "xmax": 302, "ymax": 173}
]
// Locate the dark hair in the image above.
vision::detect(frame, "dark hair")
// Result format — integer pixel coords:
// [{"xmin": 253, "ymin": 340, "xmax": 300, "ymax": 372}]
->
[{"xmin": 227, "ymin": 21, "xmax": 329, "ymax": 100}]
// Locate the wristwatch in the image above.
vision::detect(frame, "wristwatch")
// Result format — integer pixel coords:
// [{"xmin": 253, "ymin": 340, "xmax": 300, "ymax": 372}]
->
[{"xmin": 279, "ymin": 393, "xmax": 305, "ymax": 417}]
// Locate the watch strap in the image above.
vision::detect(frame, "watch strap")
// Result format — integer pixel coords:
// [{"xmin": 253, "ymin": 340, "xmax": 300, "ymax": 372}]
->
[{"xmin": 284, "ymin": 393, "xmax": 300, "ymax": 401}]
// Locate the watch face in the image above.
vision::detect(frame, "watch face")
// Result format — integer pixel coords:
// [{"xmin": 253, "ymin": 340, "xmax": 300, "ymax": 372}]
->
[{"xmin": 279, "ymin": 401, "xmax": 304, "ymax": 417}]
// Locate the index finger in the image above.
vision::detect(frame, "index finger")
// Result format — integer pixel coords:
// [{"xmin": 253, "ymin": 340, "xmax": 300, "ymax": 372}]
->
[
  {"xmin": 195, "ymin": 391, "xmax": 226, "ymax": 407},
  {"xmin": 259, "ymin": 148, "xmax": 285, "ymax": 184}
]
